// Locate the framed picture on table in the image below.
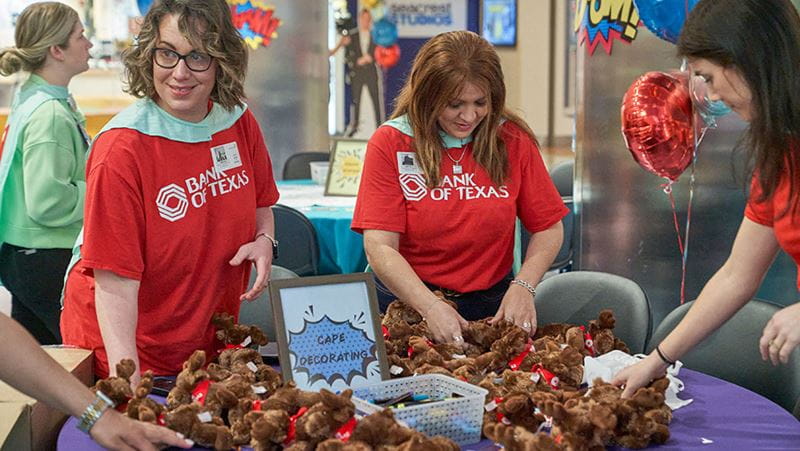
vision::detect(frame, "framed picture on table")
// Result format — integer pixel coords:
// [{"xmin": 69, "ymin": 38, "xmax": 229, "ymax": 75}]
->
[
  {"xmin": 481, "ymin": 0, "xmax": 517, "ymax": 47},
  {"xmin": 269, "ymin": 273, "xmax": 389, "ymax": 392},
  {"xmin": 325, "ymin": 138, "xmax": 368, "ymax": 196}
]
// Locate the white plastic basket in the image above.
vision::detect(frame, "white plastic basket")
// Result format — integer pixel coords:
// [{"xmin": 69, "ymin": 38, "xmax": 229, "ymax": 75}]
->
[
  {"xmin": 351, "ymin": 374, "xmax": 487, "ymax": 446},
  {"xmin": 309, "ymin": 161, "xmax": 329, "ymax": 185}
]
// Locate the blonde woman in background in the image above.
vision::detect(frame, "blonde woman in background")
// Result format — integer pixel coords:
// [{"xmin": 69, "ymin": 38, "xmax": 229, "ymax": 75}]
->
[{"xmin": 0, "ymin": 2, "xmax": 92, "ymax": 344}]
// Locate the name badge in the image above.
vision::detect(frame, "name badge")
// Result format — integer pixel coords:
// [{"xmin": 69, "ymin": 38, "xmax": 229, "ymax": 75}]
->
[
  {"xmin": 397, "ymin": 151, "xmax": 422, "ymax": 175},
  {"xmin": 210, "ymin": 142, "xmax": 242, "ymax": 173}
]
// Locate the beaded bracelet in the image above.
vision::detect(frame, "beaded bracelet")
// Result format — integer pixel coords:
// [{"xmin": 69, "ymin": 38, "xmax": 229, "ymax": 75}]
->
[
  {"xmin": 510, "ymin": 278, "xmax": 536, "ymax": 298},
  {"xmin": 655, "ymin": 345, "xmax": 676, "ymax": 368},
  {"xmin": 77, "ymin": 390, "xmax": 114, "ymax": 433}
]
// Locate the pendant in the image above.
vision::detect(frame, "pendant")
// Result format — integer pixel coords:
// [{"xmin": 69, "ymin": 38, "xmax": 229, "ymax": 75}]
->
[{"xmin": 453, "ymin": 165, "xmax": 462, "ymax": 174}]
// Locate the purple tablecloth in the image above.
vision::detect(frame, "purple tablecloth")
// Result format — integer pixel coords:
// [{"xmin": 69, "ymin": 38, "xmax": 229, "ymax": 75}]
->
[{"xmin": 58, "ymin": 369, "xmax": 800, "ymax": 450}]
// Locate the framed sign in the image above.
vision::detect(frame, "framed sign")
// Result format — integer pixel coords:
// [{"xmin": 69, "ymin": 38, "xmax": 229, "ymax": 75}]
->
[
  {"xmin": 325, "ymin": 138, "xmax": 368, "ymax": 197},
  {"xmin": 269, "ymin": 273, "xmax": 389, "ymax": 392},
  {"xmin": 481, "ymin": 0, "xmax": 517, "ymax": 47}
]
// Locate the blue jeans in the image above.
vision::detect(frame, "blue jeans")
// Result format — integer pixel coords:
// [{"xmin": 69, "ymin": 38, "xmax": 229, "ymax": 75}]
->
[{"xmin": 374, "ymin": 273, "xmax": 513, "ymax": 321}]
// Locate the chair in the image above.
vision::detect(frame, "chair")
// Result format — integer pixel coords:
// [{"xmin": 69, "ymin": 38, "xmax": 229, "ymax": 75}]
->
[
  {"xmin": 520, "ymin": 203, "xmax": 574, "ymax": 272},
  {"xmin": 282, "ymin": 151, "xmax": 330, "ymax": 180},
  {"xmin": 239, "ymin": 265, "xmax": 299, "ymax": 341},
  {"xmin": 273, "ymin": 204, "xmax": 319, "ymax": 276},
  {"xmin": 648, "ymin": 299, "xmax": 800, "ymax": 416},
  {"xmin": 549, "ymin": 160, "xmax": 574, "ymax": 197},
  {"xmin": 520, "ymin": 160, "xmax": 575, "ymax": 272},
  {"xmin": 534, "ymin": 271, "xmax": 652, "ymax": 354}
]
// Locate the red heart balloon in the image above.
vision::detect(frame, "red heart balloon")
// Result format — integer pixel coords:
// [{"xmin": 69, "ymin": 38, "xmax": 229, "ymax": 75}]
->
[{"xmin": 621, "ymin": 71, "xmax": 695, "ymax": 182}]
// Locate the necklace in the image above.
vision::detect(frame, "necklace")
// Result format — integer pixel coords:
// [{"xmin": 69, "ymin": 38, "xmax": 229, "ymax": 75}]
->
[{"xmin": 444, "ymin": 140, "xmax": 468, "ymax": 174}]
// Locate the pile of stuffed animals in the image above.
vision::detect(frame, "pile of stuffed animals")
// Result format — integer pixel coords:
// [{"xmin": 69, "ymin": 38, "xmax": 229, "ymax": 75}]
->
[
  {"xmin": 93, "ymin": 295, "xmax": 674, "ymax": 450},
  {"xmin": 381, "ymin": 295, "xmax": 672, "ymax": 450},
  {"xmin": 92, "ymin": 313, "xmax": 460, "ymax": 450}
]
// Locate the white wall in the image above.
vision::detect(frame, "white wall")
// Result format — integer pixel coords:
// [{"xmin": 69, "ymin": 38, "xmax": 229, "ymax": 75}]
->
[{"xmin": 496, "ymin": 0, "xmax": 573, "ymax": 143}]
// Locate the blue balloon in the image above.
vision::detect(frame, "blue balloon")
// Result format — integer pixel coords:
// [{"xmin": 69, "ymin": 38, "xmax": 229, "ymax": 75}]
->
[
  {"xmin": 634, "ymin": 0, "xmax": 700, "ymax": 44},
  {"xmin": 136, "ymin": 0, "xmax": 153, "ymax": 15},
  {"xmin": 371, "ymin": 18, "xmax": 398, "ymax": 47}
]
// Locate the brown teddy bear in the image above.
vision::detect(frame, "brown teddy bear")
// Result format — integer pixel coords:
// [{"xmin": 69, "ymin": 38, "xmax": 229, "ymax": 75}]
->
[
  {"xmin": 166, "ymin": 350, "xmax": 209, "ymax": 409},
  {"xmin": 212, "ymin": 312, "xmax": 269, "ymax": 348},
  {"xmin": 164, "ymin": 403, "xmax": 233, "ymax": 450},
  {"xmin": 94, "ymin": 359, "xmax": 136, "ymax": 408},
  {"xmin": 483, "ymin": 422, "xmax": 560, "ymax": 451},
  {"xmin": 247, "ymin": 408, "xmax": 291, "ymax": 451},
  {"xmin": 125, "ymin": 370, "xmax": 164, "ymax": 424},
  {"xmin": 290, "ymin": 389, "xmax": 355, "ymax": 449}
]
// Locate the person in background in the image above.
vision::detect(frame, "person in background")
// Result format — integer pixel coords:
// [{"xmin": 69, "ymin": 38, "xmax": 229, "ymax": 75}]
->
[
  {"xmin": 352, "ymin": 31, "xmax": 568, "ymax": 345},
  {"xmin": 343, "ymin": 8, "xmax": 384, "ymax": 137},
  {"xmin": 614, "ymin": 0, "xmax": 800, "ymax": 396},
  {"xmin": 0, "ymin": 313, "xmax": 192, "ymax": 450},
  {"xmin": 60, "ymin": 0, "xmax": 279, "ymax": 385},
  {"xmin": 0, "ymin": 2, "xmax": 92, "ymax": 345}
]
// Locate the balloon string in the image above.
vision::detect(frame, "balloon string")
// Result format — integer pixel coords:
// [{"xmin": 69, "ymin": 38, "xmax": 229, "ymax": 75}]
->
[{"xmin": 662, "ymin": 181, "xmax": 685, "ymax": 255}]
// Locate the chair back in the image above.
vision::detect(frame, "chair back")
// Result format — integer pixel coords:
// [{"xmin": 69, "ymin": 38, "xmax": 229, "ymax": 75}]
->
[
  {"xmin": 549, "ymin": 160, "xmax": 573, "ymax": 197},
  {"xmin": 282, "ymin": 151, "xmax": 330, "ymax": 180},
  {"xmin": 649, "ymin": 299, "xmax": 800, "ymax": 416},
  {"xmin": 535, "ymin": 271, "xmax": 652, "ymax": 353},
  {"xmin": 520, "ymin": 197, "xmax": 574, "ymax": 272},
  {"xmin": 273, "ymin": 204, "xmax": 319, "ymax": 276},
  {"xmin": 239, "ymin": 265, "xmax": 299, "ymax": 341}
]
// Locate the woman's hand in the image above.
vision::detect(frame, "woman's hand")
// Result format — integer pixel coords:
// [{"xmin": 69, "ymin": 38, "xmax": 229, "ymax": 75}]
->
[
  {"xmin": 424, "ymin": 302, "xmax": 468, "ymax": 345},
  {"xmin": 611, "ymin": 354, "xmax": 669, "ymax": 398},
  {"xmin": 759, "ymin": 303, "xmax": 800, "ymax": 365},
  {"xmin": 230, "ymin": 236, "xmax": 273, "ymax": 302},
  {"xmin": 490, "ymin": 284, "xmax": 537, "ymax": 336},
  {"xmin": 90, "ymin": 409, "xmax": 193, "ymax": 450}
]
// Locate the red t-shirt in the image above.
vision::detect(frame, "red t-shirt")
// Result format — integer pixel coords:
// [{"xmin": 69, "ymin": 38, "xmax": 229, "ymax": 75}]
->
[
  {"xmin": 744, "ymin": 171, "xmax": 800, "ymax": 289},
  {"xmin": 60, "ymin": 108, "xmax": 279, "ymax": 377},
  {"xmin": 352, "ymin": 121, "xmax": 568, "ymax": 292}
]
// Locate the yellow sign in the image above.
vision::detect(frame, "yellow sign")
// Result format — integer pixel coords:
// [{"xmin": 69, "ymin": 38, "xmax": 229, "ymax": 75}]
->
[{"xmin": 326, "ymin": 139, "xmax": 369, "ymax": 197}]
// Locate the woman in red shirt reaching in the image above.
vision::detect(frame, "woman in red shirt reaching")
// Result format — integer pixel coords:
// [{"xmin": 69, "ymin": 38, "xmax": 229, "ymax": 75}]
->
[
  {"xmin": 352, "ymin": 31, "xmax": 568, "ymax": 345},
  {"xmin": 614, "ymin": 0, "xmax": 800, "ymax": 396}
]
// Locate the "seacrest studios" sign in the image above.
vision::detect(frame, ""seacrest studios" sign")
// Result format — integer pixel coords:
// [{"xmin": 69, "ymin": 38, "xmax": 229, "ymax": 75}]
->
[{"xmin": 384, "ymin": 0, "xmax": 467, "ymax": 38}]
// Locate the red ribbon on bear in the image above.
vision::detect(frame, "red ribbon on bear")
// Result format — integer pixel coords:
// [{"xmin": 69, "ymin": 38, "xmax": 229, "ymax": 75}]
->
[
  {"xmin": 284, "ymin": 406, "xmax": 309, "ymax": 445},
  {"xmin": 191, "ymin": 379, "xmax": 211, "ymax": 405},
  {"xmin": 507, "ymin": 340, "xmax": 535, "ymax": 371},
  {"xmin": 252, "ymin": 399, "xmax": 263, "ymax": 411},
  {"xmin": 114, "ymin": 396, "xmax": 131, "ymax": 413},
  {"xmin": 157, "ymin": 412, "xmax": 166, "ymax": 426},
  {"xmin": 580, "ymin": 325, "xmax": 596, "ymax": 356},
  {"xmin": 382, "ymin": 325, "xmax": 390, "ymax": 339},
  {"xmin": 335, "ymin": 416, "xmax": 357, "ymax": 442},
  {"xmin": 531, "ymin": 364, "xmax": 560, "ymax": 390}
]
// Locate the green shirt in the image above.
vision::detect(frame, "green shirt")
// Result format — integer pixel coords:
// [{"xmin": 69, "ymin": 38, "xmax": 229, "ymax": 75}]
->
[{"xmin": 0, "ymin": 74, "xmax": 87, "ymax": 249}]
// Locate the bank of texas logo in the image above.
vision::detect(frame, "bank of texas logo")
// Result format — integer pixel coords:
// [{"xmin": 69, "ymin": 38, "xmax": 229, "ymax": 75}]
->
[{"xmin": 156, "ymin": 184, "xmax": 189, "ymax": 222}]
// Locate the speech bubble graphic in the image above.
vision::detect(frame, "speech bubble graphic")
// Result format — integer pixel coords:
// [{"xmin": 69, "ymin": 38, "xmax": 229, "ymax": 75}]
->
[{"xmin": 289, "ymin": 314, "xmax": 377, "ymax": 386}]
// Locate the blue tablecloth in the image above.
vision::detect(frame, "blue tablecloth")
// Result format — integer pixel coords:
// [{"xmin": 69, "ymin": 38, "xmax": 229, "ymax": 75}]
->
[
  {"xmin": 276, "ymin": 180, "xmax": 366, "ymax": 275},
  {"xmin": 58, "ymin": 368, "xmax": 800, "ymax": 450}
]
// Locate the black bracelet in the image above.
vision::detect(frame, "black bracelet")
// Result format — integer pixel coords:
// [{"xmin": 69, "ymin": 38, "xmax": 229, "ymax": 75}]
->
[{"xmin": 655, "ymin": 345, "xmax": 676, "ymax": 367}]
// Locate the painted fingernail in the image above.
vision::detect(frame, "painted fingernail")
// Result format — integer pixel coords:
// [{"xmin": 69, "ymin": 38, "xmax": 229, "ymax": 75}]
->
[{"xmin": 176, "ymin": 432, "xmax": 185, "ymax": 439}]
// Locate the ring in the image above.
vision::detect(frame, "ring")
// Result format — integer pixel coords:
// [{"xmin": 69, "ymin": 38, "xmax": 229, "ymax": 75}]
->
[
  {"xmin": 522, "ymin": 321, "xmax": 531, "ymax": 330},
  {"xmin": 452, "ymin": 335, "xmax": 464, "ymax": 343}
]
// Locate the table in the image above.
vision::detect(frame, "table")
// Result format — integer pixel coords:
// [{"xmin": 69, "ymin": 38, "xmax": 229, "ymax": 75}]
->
[
  {"xmin": 276, "ymin": 180, "xmax": 367, "ymax": 275},
  {"xmin": 58, "ymin": 369, "xmax": 800, "ymax": 450}
]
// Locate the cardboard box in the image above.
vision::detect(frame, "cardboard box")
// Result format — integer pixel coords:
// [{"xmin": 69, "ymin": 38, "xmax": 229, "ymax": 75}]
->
[{"xmin": 0, "ymin": 347, "xmax": 93, "ymax": 451}]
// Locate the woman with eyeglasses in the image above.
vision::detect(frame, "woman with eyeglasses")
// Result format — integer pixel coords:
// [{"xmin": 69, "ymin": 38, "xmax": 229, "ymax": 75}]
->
[
  {"xmin": 60, "ymin": 0, "xmax": 279, "ymax": 384},
  {"xmin": 0, "ymin": 2, "xmax": 92, "ymax": 345}
]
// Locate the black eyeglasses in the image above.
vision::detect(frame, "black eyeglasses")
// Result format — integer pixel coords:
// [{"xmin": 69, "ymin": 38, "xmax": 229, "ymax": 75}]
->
[{"xmin": 152, "ymin": 48, "xmax": 213, "ymax": 72}]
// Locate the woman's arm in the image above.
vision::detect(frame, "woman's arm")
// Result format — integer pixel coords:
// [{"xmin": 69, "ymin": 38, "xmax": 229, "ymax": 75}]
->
[
  {"xmin": 0, "ymin": 313, "xmax": 191, "ymax": 450},
  {"xmin": 492, "ymin": 220, "xmax": 563, "ymax": 334},
  {"xmin": 364, "ymin": 229, "xmax": 468, "ymax": 343},
  {"xmin": 613, "ymin": 218, "xmax": 779, "ymax": 396},
  {"xmin": 94, "ymin": 269, "xmax": 141, "ymax": 386},
  {"xmin": 230, "ymin": 206, "xmax": 274, "ymax": 301}
]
